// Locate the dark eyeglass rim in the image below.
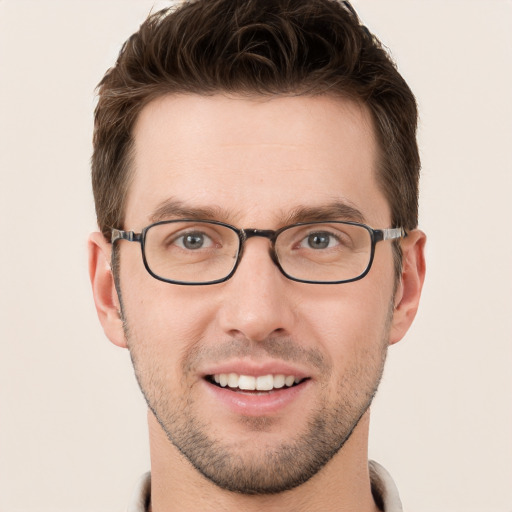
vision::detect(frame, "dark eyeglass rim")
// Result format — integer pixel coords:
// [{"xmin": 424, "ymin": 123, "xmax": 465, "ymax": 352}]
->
[{"xmin": 111, "ymin": 219, "xmax": 406, "ymax": 285}]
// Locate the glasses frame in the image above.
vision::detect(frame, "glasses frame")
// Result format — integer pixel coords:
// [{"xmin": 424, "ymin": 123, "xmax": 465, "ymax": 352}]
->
[{"xmin": 111, "ymin": 219, "xmax": 406, "ymax": 286}]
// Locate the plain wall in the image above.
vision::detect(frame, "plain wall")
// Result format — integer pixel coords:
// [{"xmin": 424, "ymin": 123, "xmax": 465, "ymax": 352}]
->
[{"xmin": 0, "ymin": 1, "xmax": 511, "ymax": 511}]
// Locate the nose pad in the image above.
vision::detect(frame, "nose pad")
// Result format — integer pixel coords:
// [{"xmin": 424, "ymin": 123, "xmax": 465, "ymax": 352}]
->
[{"xmin": 268, "ymin": 245, "xmax": 279, "ymax": 266}]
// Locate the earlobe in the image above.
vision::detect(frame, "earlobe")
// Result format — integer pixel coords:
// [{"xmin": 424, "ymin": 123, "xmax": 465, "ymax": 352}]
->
[
  {"xmin": 389, "ymin": 229, "xmax": 426, "ymax": 345},
  {"xmin": 88, "ymin": 232, "xmax": 127, "ymax": 348}
]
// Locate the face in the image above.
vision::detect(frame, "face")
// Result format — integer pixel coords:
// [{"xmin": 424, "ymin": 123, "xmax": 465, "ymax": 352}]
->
[{"xmin": 117, "ymin": 94, "xmax": 398, "ymax": 493}]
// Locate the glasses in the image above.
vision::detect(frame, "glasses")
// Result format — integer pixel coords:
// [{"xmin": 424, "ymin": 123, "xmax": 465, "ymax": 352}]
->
[{"xmin": 111, "ymin": 220, "xmax": 406, "ymax": 285}]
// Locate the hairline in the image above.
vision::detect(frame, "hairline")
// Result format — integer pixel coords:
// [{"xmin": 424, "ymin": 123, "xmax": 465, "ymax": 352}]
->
[{"xmin": 116, "ymin": 88, "xmax": 386, "ymax": 229}]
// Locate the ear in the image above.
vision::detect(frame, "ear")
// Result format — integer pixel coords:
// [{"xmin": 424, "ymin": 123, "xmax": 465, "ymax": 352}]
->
[
  {"xmin": 88, "ymin": 232, "xmax": 127, "ymax": 348},
  {"xmin": 389, "ymin": 229, "xmax": 426, "ymax": 345}
]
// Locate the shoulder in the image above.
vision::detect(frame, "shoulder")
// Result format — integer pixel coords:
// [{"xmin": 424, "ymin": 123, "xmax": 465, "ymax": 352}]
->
[
  {"xmin": 126, "ymin": 472, "xmax": 151, "ymax": 512},
  {"xmin": 369, "ymin": 460, "xmax": 403, "ymax": 512}
]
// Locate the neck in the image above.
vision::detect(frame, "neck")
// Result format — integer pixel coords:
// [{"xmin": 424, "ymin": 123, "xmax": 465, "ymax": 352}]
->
[{"xmin": 147, "ymin": 410, "xmax": 380, "ymax": 512}]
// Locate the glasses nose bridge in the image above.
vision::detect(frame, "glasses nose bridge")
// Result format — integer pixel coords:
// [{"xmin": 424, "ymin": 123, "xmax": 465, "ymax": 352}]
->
[
  {"xmin": 242, "ymin": 228, "xmax": 277, "ymax": 242},
  {"xmin": 238, "ymin": 228, "xmax": 280, "ymax": 265}
]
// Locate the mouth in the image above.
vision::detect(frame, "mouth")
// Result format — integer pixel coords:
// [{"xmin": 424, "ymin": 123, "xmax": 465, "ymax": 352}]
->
[{"xmin": 205, "ymin": 373, "xmax": 308, "ymax": 393}]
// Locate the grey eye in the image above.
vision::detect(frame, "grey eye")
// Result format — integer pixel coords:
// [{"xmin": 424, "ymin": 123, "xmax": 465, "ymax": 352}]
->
[
  {"xmin": 304, "ymin": 232, "xmax": 334, "ymax": 249},
  {"xmin": 177, "ymin": 232, "xmax": 212, "ymax": 250}
]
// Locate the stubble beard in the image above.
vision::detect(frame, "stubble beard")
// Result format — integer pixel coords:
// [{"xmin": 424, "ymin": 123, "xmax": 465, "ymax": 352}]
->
[{"xmin": 124, "ymin": 325, "xmax": 390, "ymax": 496}]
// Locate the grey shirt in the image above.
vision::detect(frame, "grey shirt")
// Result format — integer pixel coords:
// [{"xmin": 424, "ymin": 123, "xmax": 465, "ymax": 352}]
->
[{"xmin": 127, "ymin": 460, "xmax": 403, "ymax": 512}]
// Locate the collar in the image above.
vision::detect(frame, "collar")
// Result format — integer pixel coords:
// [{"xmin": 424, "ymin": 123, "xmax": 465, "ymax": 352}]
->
[{"xmin": 127, "ymin": 460, "xmax": 403, "ymax": 512}]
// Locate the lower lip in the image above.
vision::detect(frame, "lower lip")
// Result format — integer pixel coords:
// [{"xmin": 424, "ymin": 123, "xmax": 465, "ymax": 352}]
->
[{"xmin": 203, "ymin": 379, "xmax": 311, "ymax": 416}]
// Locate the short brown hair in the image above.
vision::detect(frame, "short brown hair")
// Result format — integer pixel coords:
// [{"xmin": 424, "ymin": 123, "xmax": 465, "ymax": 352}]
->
[{"xmin": 92, "ymin": 0, "xmax": 419, "ymax": 245}]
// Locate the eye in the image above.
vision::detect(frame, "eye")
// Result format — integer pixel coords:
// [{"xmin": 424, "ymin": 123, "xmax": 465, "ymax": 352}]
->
[
  {"xmin": 174, "ymin": 231, "xmax": 214, "ymax": 250},
  {"xmin": 300, "ymin": 231, "xmax": 339, "ymax": 250}
]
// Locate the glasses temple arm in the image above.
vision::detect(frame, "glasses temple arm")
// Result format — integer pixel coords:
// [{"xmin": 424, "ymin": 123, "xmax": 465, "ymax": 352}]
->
[
  {"xmin": 111, "ymin": 229, "xmax": 142, "ymax": 244},
  {"xmin": 375, "ymin": 227, "xmax": 407, "ymax": 242}
]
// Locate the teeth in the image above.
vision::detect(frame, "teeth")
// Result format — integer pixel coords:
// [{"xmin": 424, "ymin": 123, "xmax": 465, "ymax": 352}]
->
[
  {"xmin": 285, "ymin": 375, "xmax": 295, "ymax": 387},
  {"xmin": 227, "ymin": 373, "xmax": 238, "ymax": 388},
  {"xmin": 273, "ymin": 374, "xmax": 285, "ymax": 389},
  {"xmin": 256, "ymin": 375, "xmax": 273, "ymax": 391},
  {"xmin": 211, "ymin": 373, "xmax": 303, "ymax": 391},
  {"xmin": 238, "ymin": 375, "xmax": 256, "ymax": 390}
]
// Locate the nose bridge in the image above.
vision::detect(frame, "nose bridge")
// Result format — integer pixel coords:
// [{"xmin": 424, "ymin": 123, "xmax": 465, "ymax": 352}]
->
[{"xmin": 218, "ymin": 232, "xmax": 294, "ymax": 342}]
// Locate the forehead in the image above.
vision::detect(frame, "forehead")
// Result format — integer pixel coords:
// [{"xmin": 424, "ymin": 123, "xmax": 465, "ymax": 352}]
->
[{"xmin": 125, "ymin": 93, "xmax": 390, "ymax": 228}]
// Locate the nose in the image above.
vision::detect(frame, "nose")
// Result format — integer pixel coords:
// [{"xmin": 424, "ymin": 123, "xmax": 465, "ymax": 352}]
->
[{"xmin": 217, "ymin": 237, "xmax": 296, "ymax": 342}]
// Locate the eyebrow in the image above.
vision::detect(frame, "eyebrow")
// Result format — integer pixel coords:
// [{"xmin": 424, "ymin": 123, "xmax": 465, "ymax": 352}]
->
[
  {"xmin": 281, "ymin": 201, "xmax": 366, "ymax": 225},
  {"xmin": 149, "ymin": 198, "xmax": 366, "ymax": 226},
  {"xmin": 149, "ymin": 198, "xmax": 231, "ymax": 223}
]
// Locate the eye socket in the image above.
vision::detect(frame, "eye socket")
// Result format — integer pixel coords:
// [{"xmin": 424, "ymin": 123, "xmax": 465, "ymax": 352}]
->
[
  {"xmin": 174, "ymin": 231, "xmax": 214, "ymax": 250},
  {"xmin": 300, "ymin": 231, "xmax": 340, "ymax": 250},
  {"xmin": 146, "ymin": 221, "xmax": 239, "ymax": 260},
  {"xmin": 278, "ymin": 223, "xmax": 361, "ymax": 259},
  {"xmin": 173, "ymin": 231, "xmax": 213, "ymax": 250}
]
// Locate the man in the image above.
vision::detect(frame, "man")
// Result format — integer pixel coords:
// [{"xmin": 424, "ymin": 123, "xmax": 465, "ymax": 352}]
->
[{"xmin": 88, "ymin": 0, "xmax": 426, "ymax": 510}]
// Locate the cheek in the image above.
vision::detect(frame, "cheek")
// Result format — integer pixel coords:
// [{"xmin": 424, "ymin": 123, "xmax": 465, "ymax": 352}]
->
[
  {"xmin": 119, "ymin": 253, "xmax": 221, "ymax": 363},
  {"xmin": 305, "ymin": 288, "xmax": 391, "ymax": 406},
  {"xmin": 301, "ymin": 275, "xmax": 394, "ymax": 366}
]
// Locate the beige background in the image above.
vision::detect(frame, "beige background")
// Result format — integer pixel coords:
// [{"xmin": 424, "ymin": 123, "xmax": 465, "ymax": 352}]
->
[{"xmin": 1, "ymin": 1, "xmax": 511, "ymax": 511}]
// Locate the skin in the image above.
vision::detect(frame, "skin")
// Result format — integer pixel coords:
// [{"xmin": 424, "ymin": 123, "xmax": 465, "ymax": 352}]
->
[{"xmin": 89, "ymin": 94, "xmax": 426, "ymax": 512}]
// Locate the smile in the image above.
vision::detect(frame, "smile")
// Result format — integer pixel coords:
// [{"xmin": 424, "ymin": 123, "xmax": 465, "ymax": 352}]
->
[{"xmin": 208, "ymin": 373, "xmax": 306, "ymax": 391}]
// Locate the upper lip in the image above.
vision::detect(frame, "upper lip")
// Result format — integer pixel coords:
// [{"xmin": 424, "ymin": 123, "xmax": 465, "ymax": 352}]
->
[{"xmin": 201, "ymin": 360, "xmax": 310, "ymax": 379}]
